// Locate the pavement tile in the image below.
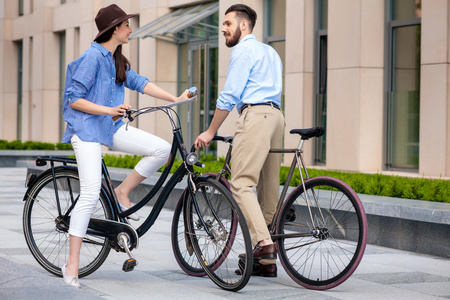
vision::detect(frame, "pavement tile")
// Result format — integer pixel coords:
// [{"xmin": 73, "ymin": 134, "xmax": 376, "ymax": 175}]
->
[{"xmin": 0, "ymin": 167, "xmax": 449, "ymax": 300}]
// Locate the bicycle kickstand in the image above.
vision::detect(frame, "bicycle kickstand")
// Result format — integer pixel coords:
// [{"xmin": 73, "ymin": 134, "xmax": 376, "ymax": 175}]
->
[{"xmin": 117, "ymin": 232, "xmax": 138, "ymax": 272}]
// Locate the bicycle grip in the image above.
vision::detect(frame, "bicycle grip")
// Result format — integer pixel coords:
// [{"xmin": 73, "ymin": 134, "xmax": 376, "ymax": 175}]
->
[
  {"xmin": 195, "ymin": 161, "xmax": 205, "ymax": 168},
  {"xmin": 187, "ymin": 87, "xmax": 198, "ymax": 98}
]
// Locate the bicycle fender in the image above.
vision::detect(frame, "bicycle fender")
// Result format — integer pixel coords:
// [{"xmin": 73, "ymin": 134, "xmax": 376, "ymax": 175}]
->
[{"xmin": 22, "ymin": 166, "xmax": 78, "ymax": 202}]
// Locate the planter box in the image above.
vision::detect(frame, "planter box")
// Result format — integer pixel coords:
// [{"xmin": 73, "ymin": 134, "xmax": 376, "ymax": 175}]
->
[{"xmin": 0, "ymin": 150, "xmax": 74, "ymax": 167}]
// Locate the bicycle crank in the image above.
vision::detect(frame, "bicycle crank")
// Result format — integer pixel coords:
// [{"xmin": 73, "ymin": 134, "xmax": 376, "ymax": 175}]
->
[{"xmin": 118, "ymin": 232, "xmax": 138, "ymax": 272}]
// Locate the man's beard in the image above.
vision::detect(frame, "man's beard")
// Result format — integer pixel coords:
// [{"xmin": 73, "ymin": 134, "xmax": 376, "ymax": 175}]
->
[{"xmin": 225, "ymin": 26, "xmax": 241, "ymax": 48}]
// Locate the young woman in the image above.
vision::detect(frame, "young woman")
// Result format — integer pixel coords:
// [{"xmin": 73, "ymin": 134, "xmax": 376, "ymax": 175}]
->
[{"xmin": 61, "ymin": 4, "xmax": 190, "ymax": 288}]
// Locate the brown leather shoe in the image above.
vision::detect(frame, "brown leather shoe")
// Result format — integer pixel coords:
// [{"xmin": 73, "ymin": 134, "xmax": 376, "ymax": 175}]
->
[
  {"xmin": 239, "ymin": 243, "xmax": 277, "ymax": 260},
  {"xmin": 235, "ymin": 260, "xmax": 277, "ymax": 277}
]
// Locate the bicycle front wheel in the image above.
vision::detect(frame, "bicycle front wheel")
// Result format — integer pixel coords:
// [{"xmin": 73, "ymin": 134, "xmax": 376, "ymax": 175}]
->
[
  {"xmin": 23, "ymin": 167, "xmax": 112, "ymax": 278},
  {"xmin": 171, "ymin": 174, "xmax": 231, "ymax": 277},
  {"xmin": 171, "ymin": 190, "xmax": 206, "ymax": 276},
  {"xmin": 185, "ymin": 177, "xmax": 252, "ymax": 292},
  {"xmin": 276, "ymin": 176, "xmax": 368, "ymax": 290}
]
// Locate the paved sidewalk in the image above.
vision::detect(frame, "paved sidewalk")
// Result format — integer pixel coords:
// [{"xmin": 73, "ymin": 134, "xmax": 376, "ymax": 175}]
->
[{"xmin": 0, "ymin": 168, "xmax": 449, "ymax": 300}]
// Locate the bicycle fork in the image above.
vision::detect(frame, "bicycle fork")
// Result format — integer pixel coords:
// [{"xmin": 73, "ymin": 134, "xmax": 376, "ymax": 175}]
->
[{"xmin": 187, "ymin": 175, "xmax": 227, "ymax": 243}]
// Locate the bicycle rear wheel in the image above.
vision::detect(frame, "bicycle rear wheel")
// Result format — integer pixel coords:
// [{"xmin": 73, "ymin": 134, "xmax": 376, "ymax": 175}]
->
[
  {"xmin": 185, "ymin": 177, "xmax": 252, "ymax": 292},
  {"xmin": 276, "ymin": 176, "xmax": 367, "ymax": 290},
  {"xmin": 23, "ymin": 167, "xmax": 112, "ymax": 278}
]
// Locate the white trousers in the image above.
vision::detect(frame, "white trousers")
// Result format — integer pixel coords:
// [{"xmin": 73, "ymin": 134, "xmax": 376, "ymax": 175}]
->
[{"xmin": 68, "ymin": 125, "xmax": 171, "ymax": 237}]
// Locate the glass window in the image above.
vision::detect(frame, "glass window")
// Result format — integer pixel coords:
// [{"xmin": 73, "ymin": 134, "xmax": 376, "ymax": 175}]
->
[
  {"xmin": 19, "ymin": 0, "xmax": 24, "ymax": 16},
  {"xmin": 17, "ymin": 41, "xmax": 23, "ymax": 140},
  {"xmin": 314, "ymin": 0, "xmax": 328, "ymax": 165},
  {"xmin": 386, "ymin": 0, "xmax": 421, "ymax": 170},
  {"xmin": 268, "ymin": 0, "xmax": 286, "ymax": 37},
  {"xmin": 265, "ymin": 0, "xmax": 286, "ymax": 112},
  {"xmin": 173, "ymin": 8, "xmax": 219, "ymax": 155},
  {"xmin": 392, "ymin": 0, "xmax": 421, "ymax": 20},
  {"xmin": 319, "ymin": 0, "xmax": 328, "ymax": 29},
  {"xmin": 59, "ymin": 31, "xmax": 66, "ymax": 140}
]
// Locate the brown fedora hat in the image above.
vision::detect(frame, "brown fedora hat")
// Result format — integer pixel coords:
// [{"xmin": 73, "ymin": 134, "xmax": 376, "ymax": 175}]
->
[{"xmin": 94, "ymin": 4, "xmax": 137, "ymax": 41}]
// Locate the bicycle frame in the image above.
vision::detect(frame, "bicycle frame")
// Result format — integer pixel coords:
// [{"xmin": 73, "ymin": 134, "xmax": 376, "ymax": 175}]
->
[
  {"xmin": 210, "ymin": 135, "xmax": 326, "ymax": 240},
  {"xmin": 32, "ymin": 95, "xmax": 223, "ymax": 241}
]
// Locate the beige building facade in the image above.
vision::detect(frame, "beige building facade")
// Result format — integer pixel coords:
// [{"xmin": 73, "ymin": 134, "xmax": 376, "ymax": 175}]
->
[{"xmin": 0, "ymin": 0, "xmax": 449, "ymax": 178}]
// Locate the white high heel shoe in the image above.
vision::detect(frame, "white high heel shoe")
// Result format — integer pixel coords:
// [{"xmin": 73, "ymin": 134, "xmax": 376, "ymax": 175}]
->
[
  {"xmin": 62, "ymin": 264, "xmax": 80, "ymax": 288},
  {"xmin": 119, "ymin": 202, "xmax": 141, "ymax": 221}
]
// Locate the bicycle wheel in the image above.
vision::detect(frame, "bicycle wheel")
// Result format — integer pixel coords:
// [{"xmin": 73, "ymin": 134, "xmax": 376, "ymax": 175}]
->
[
  {"xmin": 171, "ymin": 190, "xmax": 206, "ymax": 276},
  {"xmin": 23, "ymin": 167, "xmax": 113, "ymax": 278},
  {"xmin": 276, "ymin": 176, "xmax": 368, "ymax": 290},
  {"xmin": 171, "ymin": 174, "xmax": 230, "ymax": 277},
  {"xmin": 185, "ymin": 177, "xmax": 252, "ymax": 292}
]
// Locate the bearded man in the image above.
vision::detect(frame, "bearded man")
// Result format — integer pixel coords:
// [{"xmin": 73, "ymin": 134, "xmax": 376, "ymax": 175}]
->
[{"xmin": 194, "ymin": 3, "xmax": 285, "ymax": 277}]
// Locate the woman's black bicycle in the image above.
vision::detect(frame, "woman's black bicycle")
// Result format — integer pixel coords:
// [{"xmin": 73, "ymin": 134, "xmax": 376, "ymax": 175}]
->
[
  {"xmin": 21, "ymin": 87, "xmax": 254, "ymax": 292},
  {"xmin": 172, "ymin": 127, "xmax": 368, "ymax": 290}
]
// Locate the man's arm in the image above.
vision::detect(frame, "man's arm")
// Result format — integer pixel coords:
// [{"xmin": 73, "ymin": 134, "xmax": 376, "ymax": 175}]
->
[{"xmin": 194, "ymin": 108, "xmax": 230, "ymax": 149}]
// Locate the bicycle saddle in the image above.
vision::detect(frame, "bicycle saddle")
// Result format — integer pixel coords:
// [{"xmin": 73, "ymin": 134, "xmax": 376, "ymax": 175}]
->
[{"xmin": 290, "ymin": 127, "xmax": 325, "ymax": 140}]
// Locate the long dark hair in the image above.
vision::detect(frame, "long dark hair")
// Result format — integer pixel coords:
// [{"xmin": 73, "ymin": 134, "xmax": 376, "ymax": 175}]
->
[{"xmin": 95, "ymin": 22, "xmax": 130, "ymax": 85}]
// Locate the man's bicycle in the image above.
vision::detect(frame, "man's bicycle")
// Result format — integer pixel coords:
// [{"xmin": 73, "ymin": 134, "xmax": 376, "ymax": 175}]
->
[
  {"xmin": 21, "ymin": 88, "xmax": 253, "ymax": 292},
  {"xmin": 172, "ymin": 127, "xmax": 368, "ymax": 290}
]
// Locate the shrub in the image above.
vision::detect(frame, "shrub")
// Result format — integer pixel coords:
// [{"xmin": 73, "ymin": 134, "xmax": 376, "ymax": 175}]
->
[
  {"xmin": 10, "ymin": 140, "xmax": 446, "ymax": 204},
  {"xmin": 0, "ymin": 140, "xmax": 73, "ymax": 150}
]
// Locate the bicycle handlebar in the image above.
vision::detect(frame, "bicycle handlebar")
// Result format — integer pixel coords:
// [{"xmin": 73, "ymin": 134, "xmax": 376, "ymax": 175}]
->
[
  {"xmin": 125, "ymin": 87, "xmax": 197, "ymax": 122},
  {"xmin": 212, "ymin": 135, "xmax": 233, "ymax": 144}
]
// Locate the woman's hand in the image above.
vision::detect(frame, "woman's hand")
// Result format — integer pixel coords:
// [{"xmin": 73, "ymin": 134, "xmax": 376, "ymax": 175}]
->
[
  {"xmin": 111, "ymin": 104, "xmax": 130, "ymax": 121},
  {"xmin": 176, "ymin": 89, "xmax": 191, "ymax": 102}
]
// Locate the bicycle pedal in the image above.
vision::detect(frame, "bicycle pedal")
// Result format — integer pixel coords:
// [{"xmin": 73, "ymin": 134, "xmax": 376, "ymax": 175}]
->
[{"xmin": 122, "ymin": 258, "xmax": 137, "ymax": 272}]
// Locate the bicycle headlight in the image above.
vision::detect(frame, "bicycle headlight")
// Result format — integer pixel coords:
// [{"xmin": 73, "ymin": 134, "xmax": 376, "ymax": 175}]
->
[{"xmin": 186, "ymin": 153, "xmax": 198, "ymax": 166}]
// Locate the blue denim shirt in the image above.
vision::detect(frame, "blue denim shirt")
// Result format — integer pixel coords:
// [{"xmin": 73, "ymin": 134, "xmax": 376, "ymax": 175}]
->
[
  {"xmin": 62, "ymin": 42, "xmax": 149, "ymax": 146},
  {"xmin": 216, "ymin": 34, "xmax": 283, "ymax": 114}
]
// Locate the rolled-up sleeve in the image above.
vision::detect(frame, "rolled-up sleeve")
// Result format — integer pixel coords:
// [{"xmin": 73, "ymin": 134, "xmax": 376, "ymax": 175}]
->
[
  {"xmin": 216, "ymin": 46, "xmax": 252, "ymax": 112},
  {"xmin": 125, "ymin": 68, "xmax": 149, "ymax": 93},
  {"xmin": 66, "ymin": 57, "xmax": 98, "ymax": 103}
]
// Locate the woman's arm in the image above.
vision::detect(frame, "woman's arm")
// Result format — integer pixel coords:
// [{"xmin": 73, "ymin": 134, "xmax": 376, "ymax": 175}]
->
[
  {"xmin": 142, "ymin": 82, "xmax": 189, "ymax": 102},
  {"xmin": 70, "ymin": 99, "xmax": 129, "ymax": 120}
]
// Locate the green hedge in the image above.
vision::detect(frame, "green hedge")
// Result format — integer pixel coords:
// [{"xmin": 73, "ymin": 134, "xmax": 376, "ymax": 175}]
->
[
  {"xmin": 280, "ymin": 167, "xmax": 450, "ymax": 203},
  {"xmin": 100, "ymin": 153, "xmax": 449, "ymax": 204},
  {"xmin": 0, "ymin": 140, "xmax": 73, "ymax": 150},
  {"xmin": 5, "ymin": 139, "xmax": 446, "ymax": 204}
]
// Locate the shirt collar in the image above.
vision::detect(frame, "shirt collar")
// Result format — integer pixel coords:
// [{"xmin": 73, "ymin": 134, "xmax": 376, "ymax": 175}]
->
[
  {"xmin": 91, "ymin": 42, "xmax": 111, "ymax": 57},
  {"xmin": 238, "ymin": 34, "xmax": 256, "ymax": 45}
]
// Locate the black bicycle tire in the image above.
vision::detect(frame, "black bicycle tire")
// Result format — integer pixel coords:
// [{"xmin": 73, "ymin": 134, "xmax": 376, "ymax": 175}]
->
[
  {"xmin": 276, "ymin": 176, "xmax": 368, "ymax": 290},
  {"xmin": 171, "ymin": 189, "xmax": 206, "ymax": 276},
  {"xmin": 22, "ymin": 167, "xmax": 112, "ymax": 278},
  {"xmin": 185, "ymin": 177, "xmax": 252, "ymax": 292},
  {"xmin": 171, "ymin": 173, "xmax": 231, "ymax": 277}
]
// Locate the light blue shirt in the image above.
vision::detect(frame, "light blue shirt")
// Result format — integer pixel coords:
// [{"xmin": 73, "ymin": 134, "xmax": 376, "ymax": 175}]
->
[
  {"xmin": 216, "ymin": 34, "xmax": 283, "ymax": 113},
  {"xmin": 62, "ymin": 42, "xmax": 149, "ymax": 146}
]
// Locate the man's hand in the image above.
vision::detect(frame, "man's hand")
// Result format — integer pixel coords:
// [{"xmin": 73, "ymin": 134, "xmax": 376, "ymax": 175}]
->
[
  {"xmin": 194, "ymin": 131, "xmax": 215, "ymax": 149},
  {"xmin": 194, "ymin": 108, "xmax": 230, "ymax": 149}
]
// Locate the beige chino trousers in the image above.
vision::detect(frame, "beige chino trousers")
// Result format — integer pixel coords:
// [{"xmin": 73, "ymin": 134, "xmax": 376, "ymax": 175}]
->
[{"xmin": 230, "ymin": 104, "xmax": 285, "ymax": 246}]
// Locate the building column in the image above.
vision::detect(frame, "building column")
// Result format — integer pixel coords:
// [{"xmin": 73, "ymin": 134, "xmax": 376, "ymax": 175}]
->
[
  {"xmin": 420, "ymin": 0, "xmax": 450, "ymax": 177},
  {"xmin": 326, "ymin": 0, "xmax": 384, "ymax": 172},
  {"xmin": 284, "ymin": 0, "xmax": 314, "ymax": 164}
]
